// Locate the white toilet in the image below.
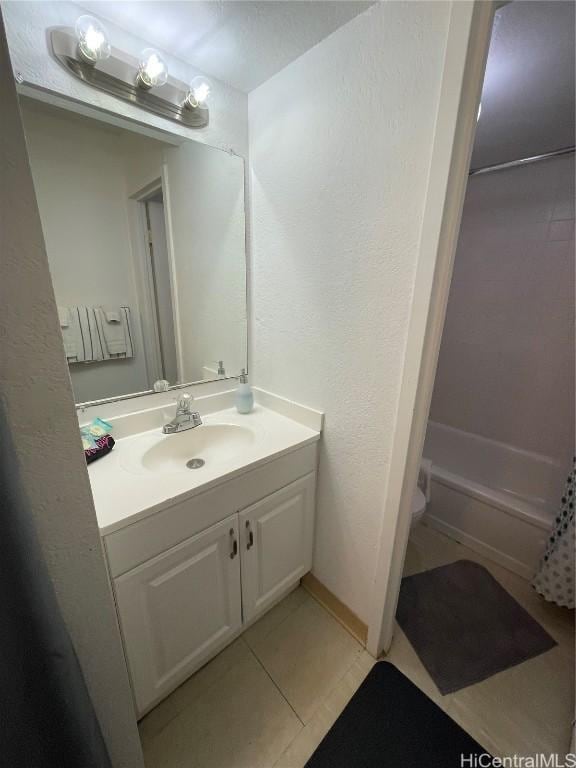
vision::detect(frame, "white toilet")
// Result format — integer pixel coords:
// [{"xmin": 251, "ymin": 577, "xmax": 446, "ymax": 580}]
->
[{"xmin": 411, "ymin": 487, "xmax": 427, "ymax": 528}]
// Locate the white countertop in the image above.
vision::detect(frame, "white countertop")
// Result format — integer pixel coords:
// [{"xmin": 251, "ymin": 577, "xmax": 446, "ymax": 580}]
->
[{"xmin": 89, "ymin": 403, "xmax": 321, "ymax": 535}]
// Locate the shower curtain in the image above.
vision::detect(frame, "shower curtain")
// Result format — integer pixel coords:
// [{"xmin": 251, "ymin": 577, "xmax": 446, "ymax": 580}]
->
[{"xmin": 532, "ymin": 456, "xmax": 575, "ymax": 609}]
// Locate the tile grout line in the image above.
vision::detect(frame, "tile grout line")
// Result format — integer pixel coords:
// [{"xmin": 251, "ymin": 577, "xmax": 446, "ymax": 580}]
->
[
  {"xmin": 140, "ymin": 639, "xmax": 251, "ymax": 746},
  {"xmin": 142, "ymin": 592, "xmax": 310, "ymax": 753},
  {"xmin": 269, "ymin": 648, "xmax": 370, "ymax": 768},
  {"xmin": 245, "ymin": 642, "xmax": 306, "ymax": 727},
  {"xmin": 243, "ymin": 588, "xmax": 310, "ymax": 655},
  {"xmin": 247, "ymin": 591, "xmax": 367, "ymax": 725}
]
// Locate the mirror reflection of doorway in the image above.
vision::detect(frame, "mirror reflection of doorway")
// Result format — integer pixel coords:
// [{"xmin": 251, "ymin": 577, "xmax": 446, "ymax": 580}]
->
[{"xmin": 143, "ymin": 193, "xmax": 179, "ymax": 385}]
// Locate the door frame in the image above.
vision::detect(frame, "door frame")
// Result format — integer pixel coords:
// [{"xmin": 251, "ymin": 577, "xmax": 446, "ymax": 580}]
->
[
  {"xmin": 366, "ymin": 0, "xmax": 498, "ymax": 657},
  {"xmin": 159, "ymin": 161, "xmax": 187, "ymax": 382},
  {"xmin": 127, "ymin": 179, "xmax": 168, "ymax": 386}
]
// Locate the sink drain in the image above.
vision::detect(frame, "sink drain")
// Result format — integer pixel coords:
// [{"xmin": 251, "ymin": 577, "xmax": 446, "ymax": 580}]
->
[{"xmin": 186, "ymin": 458, "xmax": 205, "ymax": 469}]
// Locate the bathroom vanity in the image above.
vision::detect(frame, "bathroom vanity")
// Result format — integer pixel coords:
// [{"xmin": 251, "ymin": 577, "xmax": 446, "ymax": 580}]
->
[
  {"xmin": 87, "ymin": 392, "xmax": 322, "ymax": 716},
  {"xmin": 23, "ymin": 89, "xmax": 325, "ymax": 719}
]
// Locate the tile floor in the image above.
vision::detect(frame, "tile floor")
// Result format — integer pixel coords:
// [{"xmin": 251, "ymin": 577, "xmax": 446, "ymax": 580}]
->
[{"xmin": 140, "ymin": 523, "xmax": 574, "ymax": 767}]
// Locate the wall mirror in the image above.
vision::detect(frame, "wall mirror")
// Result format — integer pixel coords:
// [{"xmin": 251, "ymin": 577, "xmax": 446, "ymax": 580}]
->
[{"xmin": 20, "ymin": 97, "xmax": 248, "ymax": 406}]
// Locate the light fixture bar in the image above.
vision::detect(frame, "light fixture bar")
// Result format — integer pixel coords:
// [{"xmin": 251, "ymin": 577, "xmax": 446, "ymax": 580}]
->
[{"xmin": 48, "ymin": 27, "xmax": 209, "ymax": 129}]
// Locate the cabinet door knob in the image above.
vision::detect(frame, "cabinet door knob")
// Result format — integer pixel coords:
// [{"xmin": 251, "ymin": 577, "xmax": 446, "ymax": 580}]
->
[
  {"xmin": 245, "ymin": 521, "xmax": 254, "ymax": 550},
  {"xmin": 229, "ymin": 528, "xmax": 238, "ymax": 559}
]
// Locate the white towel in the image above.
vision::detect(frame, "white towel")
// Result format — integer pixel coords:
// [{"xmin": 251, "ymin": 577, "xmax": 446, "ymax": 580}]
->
[
  {"xmin": 58, "ymin": 306, "xmax": 70, "ymax": 327},
  {"xmin": 95, "ymin": 306, "xmax": 134, "ymax": 359},
  {"xmin": 58, "ymin": 306, "xmax": 77, "ymax": 359},
  {"xmin": 66, "ymin": 305, "xmax": 104, "ymax": 363}
]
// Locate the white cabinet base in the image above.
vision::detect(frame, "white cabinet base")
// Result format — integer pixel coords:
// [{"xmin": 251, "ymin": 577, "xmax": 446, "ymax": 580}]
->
[
  {"xmin": 115, "ymin": 515, "xmax": 242, "ymax": 715},
  {"xmin": 240, "ymin": 473, "xmax": 315, "ymax": 624},
  {"xmin": 107, "ymin": 449, "xmax": 318, "ymax": 717}
]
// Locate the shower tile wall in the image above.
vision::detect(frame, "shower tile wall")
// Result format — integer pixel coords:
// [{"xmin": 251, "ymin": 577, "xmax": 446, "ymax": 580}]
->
[{"xmin": 430, "ymin": 154, "xmax": 575, "ymax": 465}]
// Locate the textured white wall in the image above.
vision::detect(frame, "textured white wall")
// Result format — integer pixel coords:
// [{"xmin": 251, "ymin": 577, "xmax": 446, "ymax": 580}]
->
[
  {"xmin": 249, "ymin": 1, "xmax": 451, "ymax": 622},
  {"xmin": 0, "ymin": 13, "xmax": 143, "ymax": 767},
  {"xmin": 1, "ymin": 0, "xmax": 248, "ymax": 158},
  {"xmin": 430, "ymin": 154, "xmax": 575, "ymax": 464}
]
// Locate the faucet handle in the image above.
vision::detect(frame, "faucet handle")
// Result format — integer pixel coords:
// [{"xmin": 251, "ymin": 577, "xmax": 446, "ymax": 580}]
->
[
  {"xmin": 211, "ymin": 360, "xmax": 226, "ymax": 377},
  {"xmin": 176, "ymin": 393, "xmax": 193, "ymax": 413}
]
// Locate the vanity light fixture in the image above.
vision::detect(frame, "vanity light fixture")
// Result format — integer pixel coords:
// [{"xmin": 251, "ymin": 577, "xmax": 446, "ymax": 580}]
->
[
  {"xmin": 185, "ymin": 76, "xmax": 212, "ymax": 109},
  {"xmin": 137, "ymin": 48, "xmax": 169, "ymax": 90},
  {"xmin": 75, "ymin": 15, "xmax": 111, "ymax": 65},
  {"xmin": 477, "ymin": 102, "xmax": 482, "ymax": 121},
  {"xmin": 47, "ymin": 20, "xmax": 210, "ymax": 128}
]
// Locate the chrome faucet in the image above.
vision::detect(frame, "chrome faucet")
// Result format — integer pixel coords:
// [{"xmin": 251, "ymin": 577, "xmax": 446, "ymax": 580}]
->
[{"xmin": 163, "ymin": 393, "xmax": 203, "ymax": 434}]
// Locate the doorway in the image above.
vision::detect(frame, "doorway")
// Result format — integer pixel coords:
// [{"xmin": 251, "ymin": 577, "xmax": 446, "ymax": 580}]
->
[
  {"xmin": 131, "ymin": 183, "xmax": 180, "ymax": 388},
  {"xmin": 372, "ymin": 0, "xmax": 575, "ymax": 756},
  {"xmin": 143, "ymin": 191, "xmax": 179, "ymax": 385}
]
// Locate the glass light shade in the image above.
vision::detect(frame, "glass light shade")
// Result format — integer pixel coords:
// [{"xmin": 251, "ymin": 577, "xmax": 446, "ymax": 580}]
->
[
  {"xmin": 186, "ymin": 76, "xmax": 212, "ymax": 108},
  {"xmin": 477, "ymin": 102, "xmax": 482, "ymax": 122},
  {"xmin": 137, "ymin": 48, "xmax": 169, "ymax": 89},
  {"xmin": 75, "ymin": 15, "xmax": 111, "ymax": 64}
]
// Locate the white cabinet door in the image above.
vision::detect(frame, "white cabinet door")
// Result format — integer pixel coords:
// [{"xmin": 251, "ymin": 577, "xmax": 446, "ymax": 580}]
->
[
  {"xmin": 240, "ymin": 473, "xmax": 316, "ymax": 623},
  {"xmin": 114, "ymin": 514, "xmax": 241, "ymax": 715}
]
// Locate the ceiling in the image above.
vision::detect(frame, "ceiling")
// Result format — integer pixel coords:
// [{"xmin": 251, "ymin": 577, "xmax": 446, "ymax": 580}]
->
[
  {"xmin": 76, "ymin": 1, "xmax": 375, "ymax": 93},
  {"xmin": 472, "ymin": 0, "xmax": 575, "ymax": 168},
  {"xmin": 75, "ymin": 0, "xmax": 574, "ymax": 164}
]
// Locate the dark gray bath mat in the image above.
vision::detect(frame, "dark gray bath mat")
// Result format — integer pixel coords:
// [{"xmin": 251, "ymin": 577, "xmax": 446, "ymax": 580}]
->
[
  {"xmin": 396, "ymin": 559, "xmax": 557, "ymax": 694},
  {"xmin": 305, "ymin": 662, "xmax": 489, "ymax": 767}
]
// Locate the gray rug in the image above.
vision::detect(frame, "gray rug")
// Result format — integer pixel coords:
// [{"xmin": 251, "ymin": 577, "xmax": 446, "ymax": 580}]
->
[{"xmin": 396, "ymin": 560, "xmax": 557, "ymax": 694}]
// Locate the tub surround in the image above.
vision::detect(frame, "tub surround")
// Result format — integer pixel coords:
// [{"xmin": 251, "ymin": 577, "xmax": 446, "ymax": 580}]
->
[
  {"xmin": 425, "ymin": 151, "xmax": 574, "ymax": 581},
  {"xmin": 430, "ymin": 155, "xmax": 575, "ymax": 465},
  {"xmin": 423, "ymin": 421, "xmax": 562, "ymax": 579}
]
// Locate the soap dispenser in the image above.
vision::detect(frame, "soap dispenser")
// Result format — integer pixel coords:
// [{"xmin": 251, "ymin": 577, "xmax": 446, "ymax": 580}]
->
[{"xmin": 235, "ymin": 369, "xmax": 254, "ymax": 414}]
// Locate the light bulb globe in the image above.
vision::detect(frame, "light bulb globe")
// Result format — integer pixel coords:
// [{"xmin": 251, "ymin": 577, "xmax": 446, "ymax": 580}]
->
[
  {"xmin": 137, "ymin": 48, "xmax": 169, "ymax": 89},
  {"xmin": 186, "ymin": 76, "xmax": 212, "ymax": 109},
  {"xmin": 75, "ymin": 15, "xmax": 111, "ymax": 64}
]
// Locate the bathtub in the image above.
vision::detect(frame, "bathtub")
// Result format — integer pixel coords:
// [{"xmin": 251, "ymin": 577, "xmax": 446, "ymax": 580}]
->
[{"xmin": 421, "ymin": 421, "xmax": 566, "ymax": 580}]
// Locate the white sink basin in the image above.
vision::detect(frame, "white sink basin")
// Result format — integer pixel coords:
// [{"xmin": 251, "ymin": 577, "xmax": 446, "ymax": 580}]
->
[{"xmin": 120, "ymin": 423, "xmax": 257, "ymax": 475}]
